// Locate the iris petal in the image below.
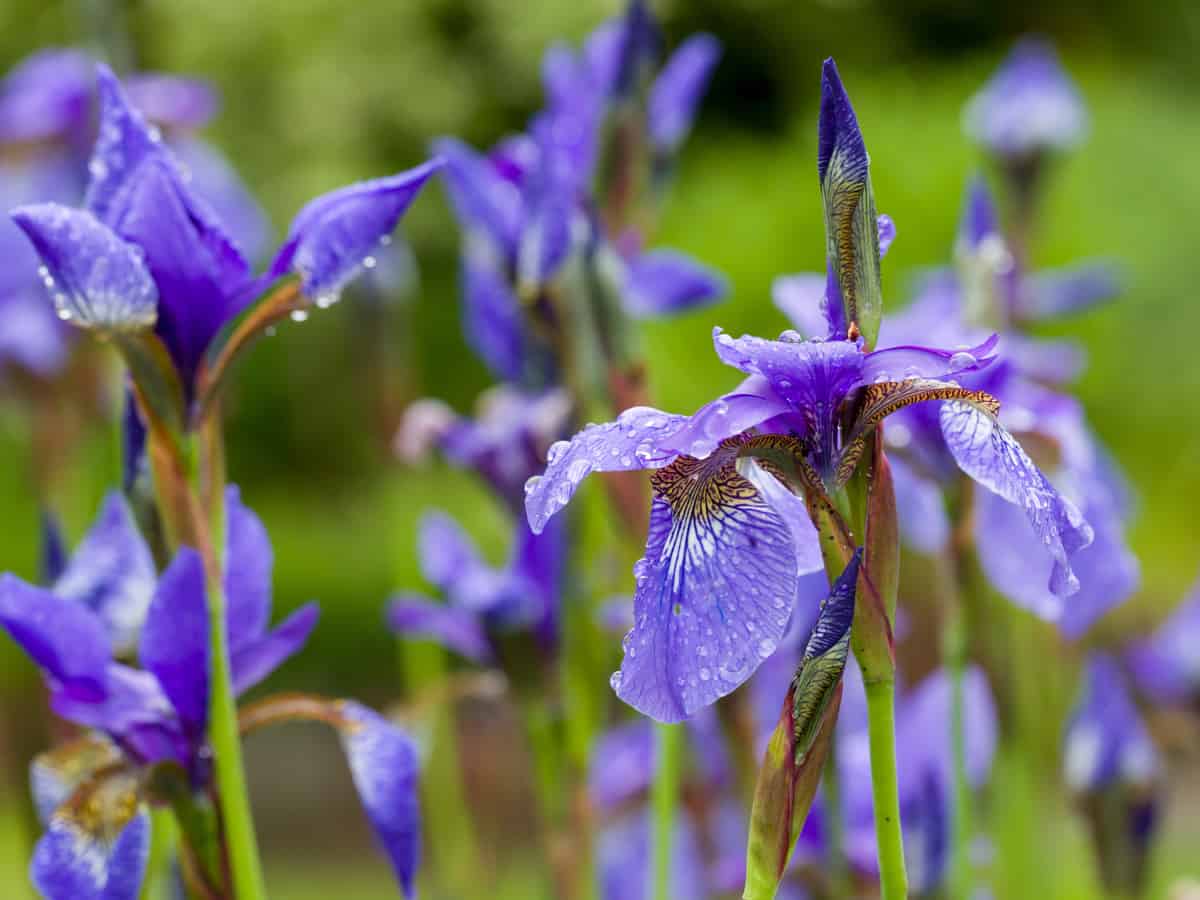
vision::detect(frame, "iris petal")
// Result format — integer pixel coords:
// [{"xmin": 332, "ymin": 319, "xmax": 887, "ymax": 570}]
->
[
  {"xmin": 940, "ymin": 401, "xmax": 1093, "ymax": 597},
  {"xmin": 386, "ymin": 595, "xmax": 494, "ymax": 664},
  {"xmin": 139, "ymin": 549, "xmax": 209, "ymax": 740},
  {"xmin": 612, "ymin": 448, "xmax": 800, "ymax": 722},
  {"xmin": 622, "ymin": 249, "xmax": 725, "ymax": 318},
  {"xmin": 272, "ymin": 159, "xmax": 442, "ymax": 299},
  {"xmin": 31, "ymin": 781, "xmax": 149, "ymax": 900},
  {"xmin": 336, "ymin": 702, "xmax": 422, "ymax": 898},
  {"xmin": 647, "ymin": 33, "xmax": 721, "ymax": 154},
  {"xmin": 52, "ymin": 493, "xmax": 156, "ymax": 656},
  {"xmin": 0, "ymin": 575, "xmax": 112, "ymax": 701},
  {"xmin": 230, "ymin": 603, "xmax": 320, "ymax": 695},
  {"xmin": 10, "ymin": 204, "xmax": 158, "ymax": 332},
  {"xmin": 524, "ymin": 406, "xmax": 689, "ymax": 534}
]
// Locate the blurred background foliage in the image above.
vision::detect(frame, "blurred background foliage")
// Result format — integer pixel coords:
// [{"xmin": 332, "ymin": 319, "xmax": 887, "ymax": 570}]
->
[{"xmin": 1, "ymin": 0, "xmax": 1199, "ymax": 896}]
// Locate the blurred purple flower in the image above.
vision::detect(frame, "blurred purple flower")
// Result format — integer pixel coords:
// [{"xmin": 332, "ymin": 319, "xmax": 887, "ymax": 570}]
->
[
  {"xmin": 397, "ymin": 386, "xmax": 572, "ymax": 512},
  {"xmin": 1127, "ymin": 576, "xmax": 1200, "ymax": 705},
  {"xmin": 963, "ymin": 38, "xmax": 1088, "ymax": 160},
  {"xmin": 11, "ymin": 65, "xmax": 439, "ymax": 392},
  {"xmin": 387, "ymin": 508, "xmax": 566, "ymax": 656}
]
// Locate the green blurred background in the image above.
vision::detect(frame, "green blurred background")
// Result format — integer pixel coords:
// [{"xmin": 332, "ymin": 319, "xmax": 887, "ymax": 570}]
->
[{"xmin": 2, "ymin": 0, "xmax": 1199, "ymax": 896}]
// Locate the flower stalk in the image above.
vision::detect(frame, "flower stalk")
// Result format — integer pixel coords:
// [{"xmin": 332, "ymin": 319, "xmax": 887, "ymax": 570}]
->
[
  {"xmin": 863, "ymin": 677, "xmax": 908, "ymax": 900},
  {"xmin": 651, "ymin": 722, "xmax": 682, "ymax": 900}
]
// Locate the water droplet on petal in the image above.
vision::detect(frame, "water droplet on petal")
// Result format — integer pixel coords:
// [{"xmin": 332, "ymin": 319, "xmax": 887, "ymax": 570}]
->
[
  {"xmin": 757, "ymin": 638, "xmax": 777, "ymax": 658},
  {"xmin": 949, "ymin": 351, "xmax": 977, "ymax": 372},
  {"xmin": 546, "ymin": 440, "xmax": 569, "ymax": 464},
  {"xmin": 290, "ymin": 309, "xmax": 309, "ymax": 322}
]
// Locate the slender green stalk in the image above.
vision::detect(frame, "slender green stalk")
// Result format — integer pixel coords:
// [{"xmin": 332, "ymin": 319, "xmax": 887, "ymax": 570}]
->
[
  {"xmin": 863, "ymin": 678, "xmax": 908, "ymax": 900},
  {"xmin": 140, "ymin": 807, "xmax": 179, "ymax": 900},
  {"xmin": 207, "ymin": 575, "xmax": 267, "ymax": 900},
  {"xmin": 946, "ymin": 613, "xmax": 973, "ymax": 900},
  {"xmin": 651, "ymin": 723, "xmax": 682, "ymax": 900},
  {"xmin": 822, "ymin": 735, "xmax": 850, "ymax": 896}
]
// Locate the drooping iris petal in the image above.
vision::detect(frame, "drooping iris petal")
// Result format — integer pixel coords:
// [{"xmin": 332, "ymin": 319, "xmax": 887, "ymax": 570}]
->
[
  {"xmin": 974, "ymin": 478, "xmax": 1137, "ymax": 636},
  {"xmin": 223, "ymin": 485, "xmax": 273, "ymax": 651},
  {"xmin": 336, "ymin": 702, "xmax": 421, "ymax": 898},
  {"xmin": 647, "ymin": 33, "xmax": 721, "ymax": 155},
  {"xmin": 433, "ymin": 138, "xmax": 522, "ymax": 260},
  {"xmin": 138, "ymin": 549, "xmax": 209, "ymax": 740},
  {"xmin": 52, "ymin": 492, "xmax": 156, "ymax": 656},
  {"xmin": 31, "ymin": 795, "xmax": 150, "ymax": 900},
  {"xmin": 10, "ymin": 204, "xmax": 158, "ymax": 332},
  {"xmin": 621, "ymin": 249, "xmax": 725, "ymax": 318},
  {"xmin": 1020, "ymin": 263, "xmax": 1121, "ymax": 320},
  {"xmin": 939, "ymin": 401, "xmax": 1092, "ymax": 596},
  {"xmin": 0, "ymin": 575, "xmax": 112, "ymax": 701},
  {"xmin": 1064, "ymin": 654, "xmax": 1158, "ymax": 792},
  {"xmin": 272, "ymin": 159, "xmax": 443, "ymax": 300},
  {"xmin": 1126, "ymin": 581, "xmax": 1200, "ymax": 704},
  {"xmin": 461, "ymin": 253, "xmax": 526, "ymax": 383},
  {"xmin": 386, "ymin": 595, "xmax": 493, "ymax": 664},
  {"xmin": 963, "ymin": 38, "xmax": 1087, "ymax": 159},
  {"xmin": 612, "ymin": 448, "xmax": 800, "ymax": 722},
  {"xmin": 0, "ymin": 48, "xmax": 93, "ymax": 145},
  {"xmin": 525, "ymin": 406, "xmax": 689, "ymax": 534},
  {"xmin": 230, "ymin": 603, "xmax": 320, "ymax": 695}
]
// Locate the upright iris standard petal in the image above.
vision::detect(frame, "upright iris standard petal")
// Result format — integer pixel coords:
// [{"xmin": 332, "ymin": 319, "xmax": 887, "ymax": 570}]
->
[
  {"xmin": 647, "ymin": 33, "xmax": 721, "ymax": 155},
  {"xmin": 611, "ymin": 448, "xmax": 801, "ymax": 722},
  {"xmin": 271, "ymin": 159, "xmax": 443, "ymax": 300},
  {"xmin": 336, "ymin": 702, "xmax": 421, "ymax": 898},
  {"xmin": 52, "ymin": 492, "xmax": 156, "ymax": 656},
  {"xmin": 122, "ymin": 73, "xmax": 219, "ymax": 130},
  {"xmin": 963, "ymin": 38, "xmax": 1087, "ymax": 159},
  {"xmin": 85, "ymin": 65, "xmax": 171, "ymax": 220},
  {"xmin": 229, "ymin": 603, "xmax": 320, "ymax": 695},
  {"xmin": 772, "ymin": 273, "xmax": 831, "ymax": 339},
  {"xmin": 516, "ymin": 127, "xmax": 574, "ymax": 288},
  {"xmin": 106, "ymin": 157, "xmax": 251, "ymax": 386},
  {"xmin": 461, "ymin": 254, "xmax": 526, "ymax": 383},
  {"xmin": 31, "ymin": 801, "xmax": 150, "ymax": 900},
  {"xmin": 417, "ymin": 511, "xmax": 491, "ymax": 594},
  {"xmin": 0, "ymin": 575, "xmax": 112, "ymax": 701},
  {"xmin": 10, "ymin": 204, "xmax": 158, "ymax": 332},
  {"xmin": 622, "ymin": 250, "xmax": 726, "ymax": 318},
  {"xmin": 939, "ymin": 401, "xmax": 1093, "ymax": 596},
  {"xmin": 386, "ymin": 595, "xmax": 494, "ymax": 664},
  {"xmin": 524, "ymin": 406, "xmax": 689, "ymax": 534},
  {"xmin": 138, "ymin": 549, "xmax": 209, "ymax": 740},
  {"xmin": 169, "ymin": 137, "xmax": 272, "ymax": 262},
  {"xmin": 817, "ymin": 58, "xmax": 882, "ymax": 347}
]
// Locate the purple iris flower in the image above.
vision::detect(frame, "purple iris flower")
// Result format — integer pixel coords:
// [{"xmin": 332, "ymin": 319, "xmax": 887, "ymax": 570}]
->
[
  {"xmin": 1126, "ymin": 575, "xmax": 1200, "ymax": 706},
  {"xmin": 0, "ymin": 51, "xmax": 273, "ymax": 379},
  {"xmin": 434, "ymin": 2, "xmax": 723, "ymax": 384},
  {"xmin": 963, "ymin": 38, "xmax": 1088, "ymax": 161},
  {"xmin": 525, "ymin": 64, "xmax": 1091, "ymax": 724},
  {"xmin": 9, "ymin": 65, "xmax": 439, "ymax": 395},
  {"xmin": 1, "ymin": 486, "xmax": 422, "ymax": 897},
  {"xmin": 835, "ymin": 666, "xmax": 997, "ymax": 895},
  {"xmin": 387, "ymin": 508, "xmax": 566, "ymax": 658}
]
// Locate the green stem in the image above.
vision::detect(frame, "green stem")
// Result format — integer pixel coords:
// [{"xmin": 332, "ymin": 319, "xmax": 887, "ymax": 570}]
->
[
  {"xmin": 140, "ymin": 807, "xmax": 179, "ymax": 900},
  {"xmin": 863, "ymin": 678, "xmax": 908, "ymax": 900},
  {"xmin": 651, "ymin": 723, "xmax": 682, "ymax": 900},
  {"xmin": 822, "ymin": 735, "xmax": 850, "ymax": 896},
  {"xmin": 946, "ymin": 619, "xmax": 973, "ymax": 900},
  {"xmin": 207, "ymin": 575, "xmax": 267, "ymax": 900}
]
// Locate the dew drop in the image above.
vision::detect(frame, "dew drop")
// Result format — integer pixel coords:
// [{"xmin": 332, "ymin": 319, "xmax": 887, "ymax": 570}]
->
[
  {"xmin": 524, "ymin": 475, "xmax": 542, "ymax": 496},
  {"xmin": 290, "ymin": 309, "xmax": 309, "ymax": 322},
  {"xmin": 546, "ymin": 440, "xmax": 569, "ymax": 464},
  {"xmin": 362, "ymin": 255, "xmax": 377, "ymax": 269},
  {"xmin": 757, "ymin": 638, "xmax": 777, "ymax": 658},
  {"xmin": 949, "ymin": 351, "xmax": 977, "ymax": 372}
]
